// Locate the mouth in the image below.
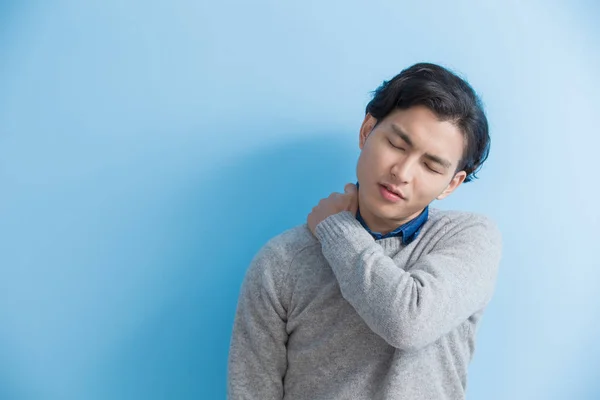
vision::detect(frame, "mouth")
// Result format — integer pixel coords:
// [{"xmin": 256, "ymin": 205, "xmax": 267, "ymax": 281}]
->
[
  {"xmin": 379, "ymin": 183, "xmax": 406, "ymax": 202},
  {"xmin": 380, "ymin": 183, "xmax": 406, "ymax": 200}
]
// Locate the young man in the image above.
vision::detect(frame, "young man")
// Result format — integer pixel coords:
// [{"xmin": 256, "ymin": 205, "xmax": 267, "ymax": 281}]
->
[{"xmin": 227, "ymin": 62, "xmax": 502, "ymax": 400}]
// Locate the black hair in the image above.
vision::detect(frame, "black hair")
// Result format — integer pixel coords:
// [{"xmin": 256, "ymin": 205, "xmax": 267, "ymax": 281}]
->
[{"xmin": 366, "ymin": 62, "xmax": 490, "ymax": 183}]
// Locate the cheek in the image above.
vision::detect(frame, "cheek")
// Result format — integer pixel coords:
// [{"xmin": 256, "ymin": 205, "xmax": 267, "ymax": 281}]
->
[
  {"xmin": 363, "ymin": 146, "xmax": 394, "ymax": 170},
  {"xmin": 356, "ymin": 151, "xmax": 375, "ymax": 179},
  {"xmin": 411, "ymin": 176, "xmax": 438, "ymax": 196}
]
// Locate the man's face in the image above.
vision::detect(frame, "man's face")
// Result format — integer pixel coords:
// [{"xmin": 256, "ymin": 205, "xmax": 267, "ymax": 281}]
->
[{"xmin": 356, "ymin": 105, "xmax": 467, "ymax": 234}]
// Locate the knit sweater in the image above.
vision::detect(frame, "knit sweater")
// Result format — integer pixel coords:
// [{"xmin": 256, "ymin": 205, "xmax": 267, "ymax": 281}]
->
[{"xmin": 227, "ymin": 207, "xmax": 502, "ymax": 400}]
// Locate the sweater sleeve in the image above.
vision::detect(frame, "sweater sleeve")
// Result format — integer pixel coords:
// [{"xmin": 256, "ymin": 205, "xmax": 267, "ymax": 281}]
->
[
  {"xmin": 314, "ymin": 210, "xmax": 502, "ymax": 351},
  {"xmin": 227, "ymin": 240, "xmax": 289, "ymax": 400}
]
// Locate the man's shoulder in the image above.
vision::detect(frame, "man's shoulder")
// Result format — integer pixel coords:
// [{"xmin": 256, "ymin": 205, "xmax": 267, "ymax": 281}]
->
[
  {"xmin": 427, "ymin": 207, "xmax": 501, "ymax": 240},
  {"xmin": 250, "ymin": 222, "xmax": 320, "ymax": 275},
  {"xmin": 263, "ymin": 222, "xmax": 320, "ymax": 260},
  {"xmin": 429, "ymin": 207, "xmax": 497, "ymax": 224}
]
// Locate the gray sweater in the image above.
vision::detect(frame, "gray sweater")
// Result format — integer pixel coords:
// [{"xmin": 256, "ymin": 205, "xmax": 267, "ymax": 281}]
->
[{"xmin": 227, "ymin": 208, "xmax": 502, "ymax": 399}]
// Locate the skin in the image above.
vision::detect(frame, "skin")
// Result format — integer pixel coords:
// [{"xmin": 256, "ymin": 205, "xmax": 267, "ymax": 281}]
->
[{"xmin": 308, "ymin": 105, "xmax": 468, "ymax": 236}]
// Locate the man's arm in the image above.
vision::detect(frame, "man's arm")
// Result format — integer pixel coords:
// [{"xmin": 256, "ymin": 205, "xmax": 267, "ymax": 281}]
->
[
  {"xmin": 227, "ymin": 240, "xmax": 289, "ymax": 400},
  {"xmin": 314, "ymin": 211, "xmax": 502, "ymax": 352}
]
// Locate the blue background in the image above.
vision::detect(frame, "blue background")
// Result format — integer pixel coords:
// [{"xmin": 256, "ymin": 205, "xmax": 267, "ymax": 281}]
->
[{"xmin": 1, "ymin": 1, "xmax": 599, "ymax": 399}]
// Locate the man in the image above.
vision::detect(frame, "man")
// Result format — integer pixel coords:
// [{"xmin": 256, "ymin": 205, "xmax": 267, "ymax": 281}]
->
[{"xmin": 227, "ymin": 62, "xmax": 502, "ymax": 400}]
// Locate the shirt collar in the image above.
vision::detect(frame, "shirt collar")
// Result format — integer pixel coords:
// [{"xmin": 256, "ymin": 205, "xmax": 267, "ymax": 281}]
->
[{"xmin": 354, "ymin": 181, "xmax": 429, "ymax": 245}]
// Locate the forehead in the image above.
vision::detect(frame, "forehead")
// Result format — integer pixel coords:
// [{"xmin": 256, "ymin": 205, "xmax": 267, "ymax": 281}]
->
[{"xmin": 380, "ymin": 106, "xmax": 465, "ymax": 164}]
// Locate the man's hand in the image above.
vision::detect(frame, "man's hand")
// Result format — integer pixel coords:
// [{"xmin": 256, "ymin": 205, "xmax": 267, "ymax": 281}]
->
[{"xmin": 307, "ymin": 183, "xmax": 358, "ymax": 237}]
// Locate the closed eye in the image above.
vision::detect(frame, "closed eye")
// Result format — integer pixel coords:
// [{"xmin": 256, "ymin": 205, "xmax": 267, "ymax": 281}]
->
[
  {"xmin": 387, "ymin": 139, "xmax": 405, "ymax": 151},
  {"xmin": 425, "ymin": 164, "xmax": 441, "ymax": 174}
]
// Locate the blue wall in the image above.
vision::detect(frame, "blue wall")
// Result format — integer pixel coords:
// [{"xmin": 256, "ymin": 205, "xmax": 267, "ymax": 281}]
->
[{"xmin": 1, "ymin": 1, "xmax": 598, "ymax": 399}]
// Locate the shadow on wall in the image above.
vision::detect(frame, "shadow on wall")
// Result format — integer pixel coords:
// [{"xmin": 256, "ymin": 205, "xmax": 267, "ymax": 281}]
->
[
  {"xmin": 0, "ymin": 331, "xmax": 35, "ymax": 400},
  {"xmin": 87, "ymin": 133, "xmax": 358, "ymax": 399},
  {"xmin": 0, "ymin": 370, "xmax": 24, "ymax": 400}
]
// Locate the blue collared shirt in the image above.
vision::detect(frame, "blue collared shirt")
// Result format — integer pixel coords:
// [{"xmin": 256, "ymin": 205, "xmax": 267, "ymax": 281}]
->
[{"xmin": 354, "ymin": 181, "xmax": 429, "ymax": 245}]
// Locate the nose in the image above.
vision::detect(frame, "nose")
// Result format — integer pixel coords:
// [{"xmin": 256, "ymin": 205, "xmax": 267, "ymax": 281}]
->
[{"xmin": 391, "ymin": 156, "xmax": 418, "ymax": 183}]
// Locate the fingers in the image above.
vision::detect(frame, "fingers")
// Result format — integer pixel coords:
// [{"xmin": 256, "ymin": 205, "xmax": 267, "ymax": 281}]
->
[{"xmin": 344, "ymin": 183, "xmax": 357, "ymax": 194}]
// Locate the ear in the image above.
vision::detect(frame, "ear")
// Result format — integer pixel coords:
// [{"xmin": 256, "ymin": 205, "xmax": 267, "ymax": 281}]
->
[
  {"xmin": 436, "ymin": 170, "xmax": 467, "ymax": 200},
  {"xmin": 359, "ymin": 113, "xmax": 377, "ymax": 150}
]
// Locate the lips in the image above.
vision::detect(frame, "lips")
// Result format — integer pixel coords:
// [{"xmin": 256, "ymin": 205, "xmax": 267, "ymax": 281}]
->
[{"xmin": 381, "ymin": 183, "xmax": 406, "ymax": 200}]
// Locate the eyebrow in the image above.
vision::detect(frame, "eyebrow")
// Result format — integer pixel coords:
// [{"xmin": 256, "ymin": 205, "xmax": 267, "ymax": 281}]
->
[{"xmin": 390, "ymin": 124, "xmax": 453, "ymax": 169}]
